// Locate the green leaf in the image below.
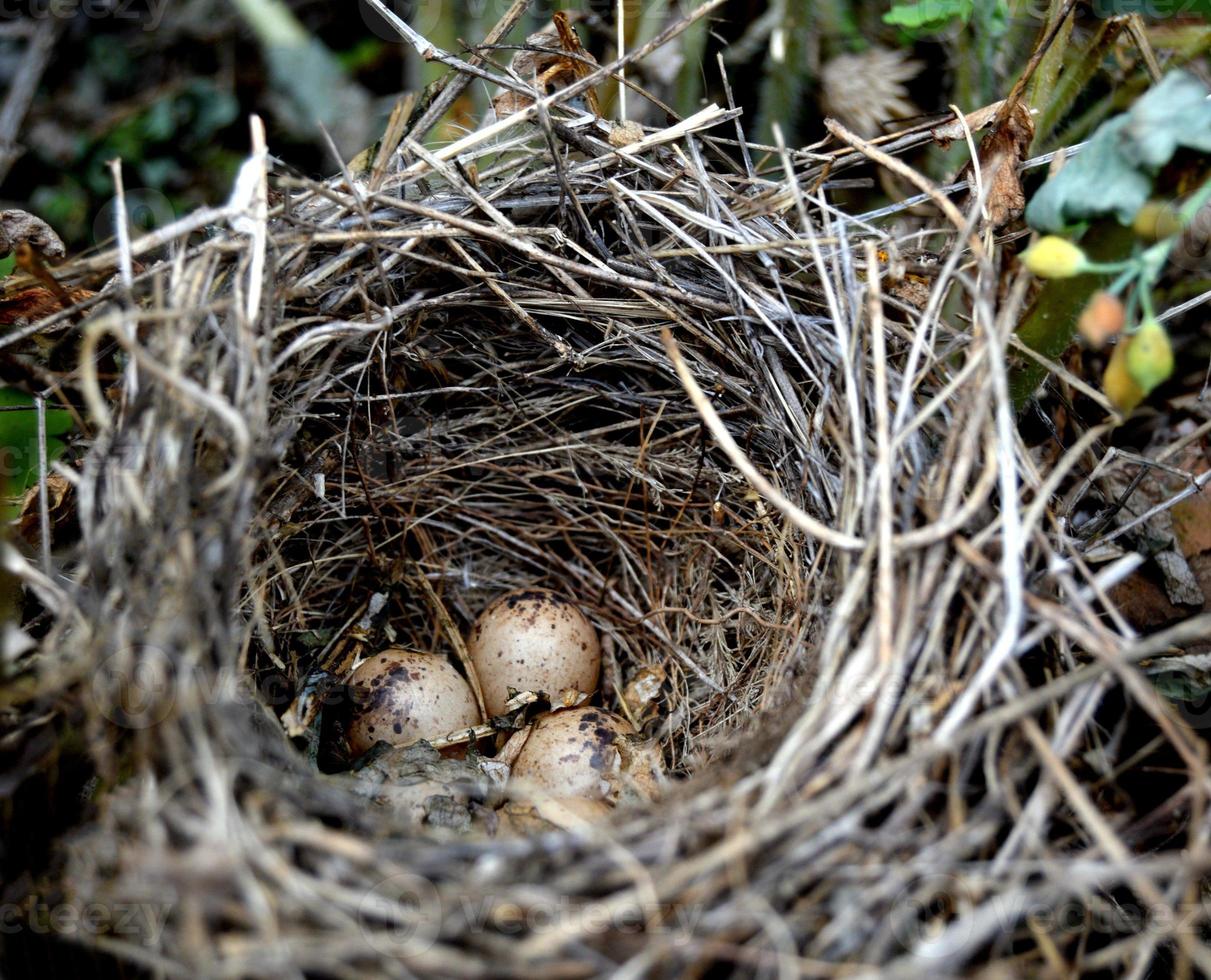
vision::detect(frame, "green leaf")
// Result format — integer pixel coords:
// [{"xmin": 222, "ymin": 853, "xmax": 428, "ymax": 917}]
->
[
  {"xmin": 336, "ymin": 38, "xmax": 386, "ymax": 73},
  {"xmin": 0, "ymin": 255, "xmax": 14, "ymax": 277},
  {"xmin": 185, "ymin": 80, "xmax": 239, "ymax": 140},
  {"xmin": 1090, "ymin": 0, "xmax": 1211, "ymax": 16},
  {"xmin": 1027, "ymin": 70, "xmax": 1211, "ymax": 233},
  {"xmin": 1120, "ymin": 71, "xmax": 1211, "ymax": 170},
  {"xmin": 1026, "ymin": 117, "xmax": 1153, "ymax": 231},
  {"xmin": 980, "ymin": 0, "xmax": 1011, "ymax": 36},
  {"xmin": 0, "ymin": 389, "xmax": 72, "ymax": 520},
  {"xmin": 883, "ymin": 0, "xmax": 972, "ymax": 30}
]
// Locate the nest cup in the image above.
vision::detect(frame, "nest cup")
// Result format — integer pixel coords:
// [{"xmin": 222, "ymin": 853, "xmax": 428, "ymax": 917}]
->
[{"xmin": 266, "ymin": 262, "xmax": 815, "ymax": 771}]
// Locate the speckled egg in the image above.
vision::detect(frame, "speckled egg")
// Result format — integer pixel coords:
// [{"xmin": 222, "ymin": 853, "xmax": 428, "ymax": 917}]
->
[
  {"xmin": 347, "ymin": 648, "xmax": 481, "ymax": 756},
  {"xmin": 467, "ymin": 588, "xmax": 601, "ymax": 716},
  {"xmin": 509, "ymin": 707, "xmax": 653, "ymax": 802}
]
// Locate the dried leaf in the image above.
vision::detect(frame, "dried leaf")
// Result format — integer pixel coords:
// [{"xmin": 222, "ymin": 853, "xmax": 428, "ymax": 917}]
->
[
  {"xmin": 16, "ymin": 471, "xmax": 71, "ymax": 547},
  {"xmin": 1102, "ymin": 460, "xmax": 1208, "ymax": 607},
  {"xmin": 0, "ymin": 285, "xmax": 94, "ymax": 326},
  {"xmin": 609, "ymin": 120, "xmax": 644, "ymax": 148},
  {"xmin": 491, "ymin": 14, "xmax": 600, "ymax": 123},
  {"xmin": 1156, "ymin": 548, "xmax": 1205, "ymax": 607},
  {"xmin": 551, "ymin": 12, "xmax": 600, "ymax": 118},
  {"xmin": 0, "ymin": 210, "xmax": 65, "ymax": 259},
  {"xmin": 621, "ymin": 664, "xmax": 666, "ymax": 722},
  {"xmin": 930, "ymin": 101, "xmax": 1006, "ymax": 146},
  {"xmin": 491, "ymin": 89, "xmax": 535, "ymax": 122},
  {"xmin": 963, "ymin": 100, "xmax": 1033, "ymax": 229},
  {"xmin": 1172, "ymin": 465, "xmax": 1211, "ymax": 558}
]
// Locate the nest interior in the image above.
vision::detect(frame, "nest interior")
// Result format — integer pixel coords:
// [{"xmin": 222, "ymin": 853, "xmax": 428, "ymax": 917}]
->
[
  {"xmin": 5, "ymin": 30, "xmax": 1211, "ymax": 979},
  {"xmin": 261, "ymin": 230, "xmax": 818, "ymax": 770}
]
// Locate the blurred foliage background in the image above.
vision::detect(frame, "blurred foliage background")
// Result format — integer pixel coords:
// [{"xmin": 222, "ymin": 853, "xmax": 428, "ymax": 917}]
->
[{"xmin": 0, "ymin": 0, "xmax": 1208, "ymax": 252}]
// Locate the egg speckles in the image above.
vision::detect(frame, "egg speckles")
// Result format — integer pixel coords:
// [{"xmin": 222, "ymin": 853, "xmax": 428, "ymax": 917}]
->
[
  {"xmin": 468, "ymin": 589, "xmax": 601, "ymax": 716},
  {"xmin": 510, "ymin": 707, "xmax": 645, "ymax": 802},
  {"xmin": 347, "ymin": 648, "xmax": 481, "ymax": 756}
]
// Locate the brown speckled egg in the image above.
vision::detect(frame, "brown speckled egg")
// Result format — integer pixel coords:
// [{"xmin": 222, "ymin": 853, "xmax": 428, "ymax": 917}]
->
[
  {"xmin": 347, "ymin": 648, "xmax": 481, "ymax": 756},
  {"xmin": 510, "ymin": 707, "xmax": 643, "ymax": 802},
  {"xmin": 467, "ymin": 588, "xmax": 601, "ymax": 716}
]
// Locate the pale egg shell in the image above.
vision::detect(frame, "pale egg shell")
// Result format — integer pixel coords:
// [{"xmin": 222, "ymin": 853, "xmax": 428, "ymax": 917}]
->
[
  {"xmin": 533, "ymin": 796, "xmax": 613, "ymax": 828},
  {"xmin": 509, "ymin": 706, "xmax": 636, "ymax": 802},
  {"xmin": 468, "ymin": 589, "xmax": 601, "ymax": 716},
  {"xmin": 347, "ymin": 648, "xmax": 481, "ymax": 756},
  {"xmin": 499, "ymin": 797, "xmax": 612, "ymax": 834}
]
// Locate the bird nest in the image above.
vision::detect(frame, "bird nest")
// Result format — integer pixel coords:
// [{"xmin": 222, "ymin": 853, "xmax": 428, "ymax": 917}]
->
[{"xmin": 5, "ymin": 23, "xmax": 1210, "ymax": 979}]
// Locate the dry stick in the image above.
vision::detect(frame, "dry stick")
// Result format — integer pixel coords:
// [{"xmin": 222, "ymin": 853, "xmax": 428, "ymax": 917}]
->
[
  {"xmin": 370, "ymin": 191, "xmax": 735, "ymax": 312},
  {"xmin": 411, "ymin": 565, "xmax": 488, "ymax": 722},
  {"xmin": 106, "ymin": 159, "xmax": 142, "ymax": 401},
  {"xmin": 824, "ymin": 118, "xmax": 984, "ymax": 260},
  {"xmin": 933, "ymin": 265, "xmax": 1026, "ymax": 743},
  {"xmin": 446, "ymin": 237, "xmax": 575, "ymax": 361},
  {"xmin": 866, "ymin": 241, "xmax": 895, "ymax": 669},
  {"xmin": 784, "ymin": 99, "xmax": 1011, "ymax": 195},
  {"xmin": 661, "ymin": 327, "xmax": 865, "ymax": 552},
  {"xmin": 0, "ymin": 16, "xmax": 58, "ymax": 183},
  {"xmin": 1008, "ymin": 332, "xmax": 1116, "ymax": 412},
  {"xmin": 370, "ymin": 94, "xmax": 414, "ymax": 193},
  {"xmin": 1124, "ymin": 14, "xmax": 1164, "ymax": 82},
  {"xmin": 957, "ymin": 528, "xmax": 1209, "ymax": 781},
  {"xmin": 398, "ymin": 137, "xmax": 602, "ymax": 333},
  {"xmin": 241, "ymin": 116, "xmax": 271, "ymax": 401},
  {"xmin": 663, "ymin": 323, "xmax": 997, "ymax": 555},
  {"xmin": 1093, "ymin": 468, "xmax": 1211, "ymax": 549},
  {"xmin": 365, "ymin": 0, "xmax": 727, "ymax": 179},
  {"xmin": 1020, "ymin": 422, "xmax": 1114, "ymax": 543},
  {"xmin": 0, "ymin": 204, "xmax": 233, "ymax": 356},
  {"xmin": 1157, "ymin": 417, "xmax": 1211, "ymax": 463},
  {"xmin": 615, "ymin": 0, "xmax": 627, "ymax": 121},
  {"xmin": 34, "ymin": 395, "xmax": 50, "ymax": 576},
  {"xmin": 79, "ymin": 311, "xmax": 251, "ymax": 498},
  {"xmin": 847, "ymin": 238, "xmax": 905, "ymax": 770},
  {"xmin": 403, "ymin": 0, "xmax": 534, "ymax": 145},
  {"xmin": 771, "ymin": 122, "xmax": 868, "ymax": 520}
]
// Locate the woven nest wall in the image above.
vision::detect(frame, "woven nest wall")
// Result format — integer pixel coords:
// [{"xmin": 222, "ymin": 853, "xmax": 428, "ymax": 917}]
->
[{"xmin": 7, "ymin": 37, "xmax": 1211, "ymax": 979}]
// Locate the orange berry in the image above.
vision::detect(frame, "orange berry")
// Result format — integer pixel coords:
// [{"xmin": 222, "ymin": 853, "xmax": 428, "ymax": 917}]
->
[
  {"xmin": 1103, "ymin": 338, "xmax": 1145, "ymax": 414},
  {"xmin": 1077, "ymin": 292, "xmax": 1125, "ymax": 349}
]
